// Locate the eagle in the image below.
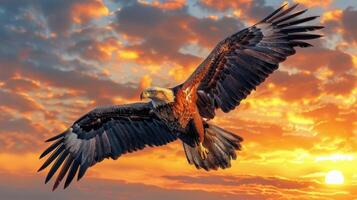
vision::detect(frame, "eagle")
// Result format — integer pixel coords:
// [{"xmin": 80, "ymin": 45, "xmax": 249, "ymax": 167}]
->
[{"xmin": 38, "ymin": 4, "xmax": 323, "ymax": 190}]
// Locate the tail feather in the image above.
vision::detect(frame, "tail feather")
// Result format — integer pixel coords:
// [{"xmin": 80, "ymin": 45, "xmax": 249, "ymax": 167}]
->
[{"xmin": 183, "ymin": 124, "xmax": 243, "ymax": 171}]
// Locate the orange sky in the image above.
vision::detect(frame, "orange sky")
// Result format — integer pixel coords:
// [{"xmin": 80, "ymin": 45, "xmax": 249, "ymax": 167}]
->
[{"xmin": 0, "ymin": 0, "xmax": 356, "ymax": 199}]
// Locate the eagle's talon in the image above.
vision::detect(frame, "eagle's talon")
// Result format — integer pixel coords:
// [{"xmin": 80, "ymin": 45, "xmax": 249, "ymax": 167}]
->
[{"xmin": 198, "ymin": 143, "xmax": 209, "ymax": 160}]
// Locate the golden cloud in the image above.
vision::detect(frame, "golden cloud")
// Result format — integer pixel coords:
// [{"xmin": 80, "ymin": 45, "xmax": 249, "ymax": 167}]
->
[
  {"xmin": 294, "ymin": 0, "xmax": 333, "ymax": 7},
  {"xmin": 200, "ymin": 0, "xmax": 251, "ymax": 11},
  {"xmin": 321, "ymin": 9, "xmax": 343, "ymax": 23},
  {"xmin": 71, "ymin": 0, "xmax": 109, "ymax": 24},
  {"xmin": 139, "ymin": 0, "xmax": 186, "ymax": 10},
  {"xmin": 117, "ymin": 50, "xmax": 139, "ymax": 60},
  {"xmin": 139, "ymin": 75, "xmax": 152, "ymax": 89}
]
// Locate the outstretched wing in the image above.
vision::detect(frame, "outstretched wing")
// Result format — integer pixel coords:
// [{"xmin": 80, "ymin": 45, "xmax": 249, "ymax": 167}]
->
[
  {"xmin": 182, "ymin": 4, "xmax": 323, "ymax": 119},
  {"xmin": 38, "ymin": 102, "xmax": 176, "ymax": 190}
]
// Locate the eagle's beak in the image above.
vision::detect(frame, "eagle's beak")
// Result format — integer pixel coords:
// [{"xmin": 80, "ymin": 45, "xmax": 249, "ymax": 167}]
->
[{"xmin": 140, "ymin": 91, "xmax": 147, "ymax": 100}]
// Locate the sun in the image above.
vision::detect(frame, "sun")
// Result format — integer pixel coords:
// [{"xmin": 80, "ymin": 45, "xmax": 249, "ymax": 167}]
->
[{"xmin": 325, "ymin": 170, "xmax": 344, "ymax": 185}]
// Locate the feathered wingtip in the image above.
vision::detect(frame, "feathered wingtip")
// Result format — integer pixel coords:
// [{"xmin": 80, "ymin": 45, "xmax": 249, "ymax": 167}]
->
[
  {"xmin": 257, "ymin": 3, "xmax": 324, "ymax": 48},
  {"xmin": 45, "ymin": 130, "xmax": 67, "ymax": 143},
  {"xmin": 259, "ymin": 3, "xmax": 291, "ymax": 23},
  {"xmin": 38, "ymin": 129, "xmax": 83, "ymax": 191}
]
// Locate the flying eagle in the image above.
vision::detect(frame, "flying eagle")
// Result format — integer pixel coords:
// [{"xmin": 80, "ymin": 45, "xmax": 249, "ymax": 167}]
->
[{"xmin": 38, "ymin": 4, "xmax": 323, "ymax": 190}]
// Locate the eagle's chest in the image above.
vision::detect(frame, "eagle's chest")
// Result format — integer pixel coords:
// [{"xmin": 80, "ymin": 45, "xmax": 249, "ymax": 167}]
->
[{"xmin": 172, "ymin": 86, "xmax": 198, "ymax": 128}]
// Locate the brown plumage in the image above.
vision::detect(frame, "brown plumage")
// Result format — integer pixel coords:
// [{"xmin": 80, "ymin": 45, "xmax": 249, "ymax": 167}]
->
[{"xmin": 38, "ymin": 4, "xmax": 323, "ymax": 190}]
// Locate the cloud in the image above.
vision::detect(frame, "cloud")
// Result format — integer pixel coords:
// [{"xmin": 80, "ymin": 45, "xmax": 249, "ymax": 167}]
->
[
  {"xmin": 70, "ymin": 0, "xmax": 109, "ymax": 24},
  {"xmin": 139, "ymin": 0, "xmax": 187, "ymax": 10},
  {"xmin": 197, "ymin": 0, "xmax": 252, "ymax": 11},
  {"xmin": 0, "ymin": 173, "xmax": 254, "ymax": 200},
  {"xmin": 302, "ymin": 103, "xmax": 356, "ymax": 139},
  {"xmin": 283, "ymin": 47, "xmax": 354, "ymax": 74},
  {"xmin": 0, "ymin": 115, "xmax": 38, "ymax": 134},
  {"xmin": 163, "ymin": 174, "xmax": 315, "ymax": 189},
  {"xmin": 323, "ymin": 73, "xmax": 356, "ymax": 95},
  {"xmin": 294, "ymin": 0, "xmax": 333, "ymax": 8},
  {"xmin": 1, "ymin": 77, "xmax": 40, "ymax": 92},
  {"xmin": 1, "ymin": 58, "xmax": 140, "ymax": 105},
  {"xmin": 112, "ymin": 2, "xmax": 199, "ymax": 67},
  {"xmin": 321, "ymin": 9, "xmax": 343, "ymax": 24},
  {"xmin": 341, "ymin": 6, "xmax": 357, "ymax": 44},
  {"xmin": 279, "ymin": 47, "xmax": 356, "ymax": 96},
  {"xmin": 37, "ymin": 0, "xmax": 109, "ymax": 34},
  {"xmin": 106, "ymin": 0, "xmax": 249, "ymax": 87},
  {"xmin": 0, "ymin": 110, "xmax": 49, "ymax": 152},
  {"xmin": 0, "ymin": 89, "xmax": 41, "ymax": 112},
  {"xmin": 68, "ymin": 36, "xmax": 124, "ymax": 62},
  {"xmin": 198, "ymin": 0, "xmax": 274, "ymax": 23},
  {"xmin": 268, "ymin": 71, "xmax": 321, "ymax": 102},
  {"xmin": 161, "ymin": 174, "xmax": 356, "ymax": 199},
  {"xmin": 189, "ymin": 16, "xmax": 245, "ymax": 47},
  {"xmin": 321, "ymin": 6, "xmax": 357, "ymax": 44}
]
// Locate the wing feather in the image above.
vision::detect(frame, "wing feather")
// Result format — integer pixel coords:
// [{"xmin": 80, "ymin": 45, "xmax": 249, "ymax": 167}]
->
[
  {"xmin": 38, "ymin": 102, "xmax": 176, "ymax": 190},
  {"xmin": 179, "ymin": 4, "xmax": 323, "ymax": 118}
]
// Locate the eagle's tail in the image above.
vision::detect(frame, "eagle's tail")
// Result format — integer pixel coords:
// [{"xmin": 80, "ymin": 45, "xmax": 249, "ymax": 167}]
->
[{"xmin": 183, "ymin": 124, "xmax": 243, "ymax": 170}]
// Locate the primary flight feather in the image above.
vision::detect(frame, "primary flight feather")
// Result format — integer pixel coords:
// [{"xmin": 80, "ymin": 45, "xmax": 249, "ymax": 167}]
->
[{"xmin": 38, "ymin": 4, "xmax": 323, "ymax": 190}]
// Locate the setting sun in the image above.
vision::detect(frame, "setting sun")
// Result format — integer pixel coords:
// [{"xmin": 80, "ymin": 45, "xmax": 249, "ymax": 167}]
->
[{"xmin": 325, "ymin": 170, "xmax": 345, "ymax": 185}]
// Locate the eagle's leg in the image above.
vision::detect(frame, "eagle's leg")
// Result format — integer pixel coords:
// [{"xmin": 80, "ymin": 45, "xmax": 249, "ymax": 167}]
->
[
  {"xmin": 198, "ymin": 142, "xmax": 209, "ymax": 160},
  {"xmin": 192, "ymin": 107, "xmax": 209, "ymax": 159}
]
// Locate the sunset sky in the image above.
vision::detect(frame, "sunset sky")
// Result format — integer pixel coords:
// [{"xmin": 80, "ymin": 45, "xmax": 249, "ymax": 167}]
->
[{"xmin": 0, "ymin": 0, "xmax": 356, "ymax": 199}]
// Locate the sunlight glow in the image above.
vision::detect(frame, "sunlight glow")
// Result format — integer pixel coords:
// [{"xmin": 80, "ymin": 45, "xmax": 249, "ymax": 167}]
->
[
  {"xmin": 316, "ymin": 154, "xmax": 355, "ymax": 162},
  {"xmin": 325, "ymin": 170, "xmax": 344, "ymax": 185},
  {"xmin": 118, "ymin": 50, "xmax": 139, "ymax": 60}
]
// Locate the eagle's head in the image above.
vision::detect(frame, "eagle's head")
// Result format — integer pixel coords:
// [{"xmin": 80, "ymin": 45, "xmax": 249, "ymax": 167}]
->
[{"xmin": 140, "ymin": 87, "xmax": 175, "ymax": 107}]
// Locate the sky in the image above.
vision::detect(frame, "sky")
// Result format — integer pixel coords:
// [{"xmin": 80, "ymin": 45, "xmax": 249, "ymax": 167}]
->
[{"xmin": 0, "ymin": 0, "xmax": 356, "ymax": 199}]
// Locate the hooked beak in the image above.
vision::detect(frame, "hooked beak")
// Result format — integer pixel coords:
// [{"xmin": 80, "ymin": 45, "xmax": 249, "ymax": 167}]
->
[{"xmin": 140, "ymin": 92, "xmax": 144, "ymax": 100}]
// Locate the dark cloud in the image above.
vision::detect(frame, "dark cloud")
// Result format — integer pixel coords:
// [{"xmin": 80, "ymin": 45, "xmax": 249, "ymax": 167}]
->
[
  {"xmin": 0, "ymin": 0, "xmax": 34, "ymax": 12},
  {"xmin": 0, "ymin": 115, "xmax": 37, "ymax": 134},
  {"xmin": 163, "ymin": 174, "xmax": 315, "ymax": 189},
  {"xmin": 342, "ymin": 6, "xmax": 357, "ymax": 43},
  {"xmin": 0, "ymin": 0, "xmax": 109, "ymax": 35},
  {"xmin": 321, "ymin": 6, "xmax": 357, "ymax": 44},
  {"xmin": 112, "ymin": 2, "xmax": 244, "ymax": 67},
  {"xmin": 2, "ymin": 77, "xmax": 40, "ymax": 92},
  {"xmin": 0, "ymin": 110, "xmax": 49, "ymax": 152},
  {"xmin": 111, "ymin": 0, "xmax": 137, "ymax": 7},
  {"xmin": 323, "ymin": 73, "xmax": 357, "ymax": 95},
  {"xmin": 0, "ymin": 3, "xmax": 140, "ymax": 106},
  {"xmin": 197, "ymin": 0, "xmax": 274, "ymax": 22},
  {"xmin": 269, "ymin": 71, "xmax": 321, "ymax": 101},
  {"xmin": 36, "ymin": 1, "xmax": 76, "ymax": 34},
  {"xmin": 247, "ymin": 0, "xmax": 275, "ymax": 21},
  {"xmin": 0, "ymin": 173, "xmax": 255, "ymax": 200},
  {"xmin": 284, "ymin": 47, "xmax": 354, "ymax": 73},
  {"xmin": 67, "ymin": 36, "xmax": 118, "ymax": 62},
  {"xmin": 0, "ymin": 89, "xmax": 40, "ymax": 112},
  {"xmin": 280, "ymin": 46, "xmax": 356, "ymax": 96},
  {"xmin": 1, "ymin": 58, "xmax": 139, "ymax": 105},
  {"xmin": 37, "ymin": 0, "xmax": 109, "ymax": 35},
  {"xmin": 113, "ymin": 2, "xmax": 198, "ymax": 66},
  {"xmin": 190, "ymin": 16, "xmax": 244, "ymax": 47}
]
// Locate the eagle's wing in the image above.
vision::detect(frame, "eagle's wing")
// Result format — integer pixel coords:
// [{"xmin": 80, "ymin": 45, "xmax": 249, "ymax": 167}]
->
[
  {"xmin": 181, "ymin": 4, "xmax": 323, "ymax": 119},
  {"xmin": 38, "ymin": 102, "xmax": 176, "ymax": 190}
]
